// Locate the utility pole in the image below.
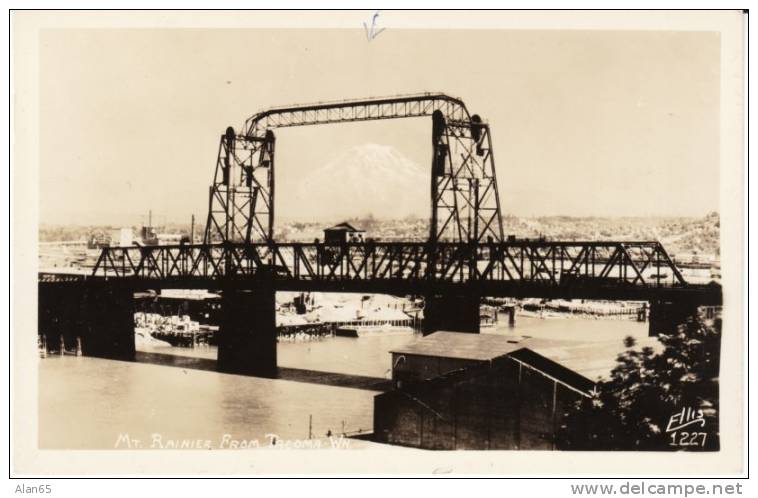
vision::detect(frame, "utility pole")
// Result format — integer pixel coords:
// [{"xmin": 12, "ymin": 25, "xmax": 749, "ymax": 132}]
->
[{"xmin": 190, "ymin": 214, "xmax": 195, "ymax": 243}]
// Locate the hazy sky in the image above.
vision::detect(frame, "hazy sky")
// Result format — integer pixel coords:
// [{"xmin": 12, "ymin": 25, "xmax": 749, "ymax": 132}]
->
[{"xmin": 38, "ymin": 28, "xmax": 720, "ymax": 225}]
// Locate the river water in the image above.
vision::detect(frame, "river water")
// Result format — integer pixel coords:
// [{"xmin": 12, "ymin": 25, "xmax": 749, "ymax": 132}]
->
[{"xmin": 38, "ymin": 316, "xmax": 646, "ymax": 449}]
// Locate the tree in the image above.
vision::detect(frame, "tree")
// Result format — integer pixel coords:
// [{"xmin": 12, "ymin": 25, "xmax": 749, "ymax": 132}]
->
[{"xmin": 556, "ymin": 311, "xmax": 721, "ymax": 451}]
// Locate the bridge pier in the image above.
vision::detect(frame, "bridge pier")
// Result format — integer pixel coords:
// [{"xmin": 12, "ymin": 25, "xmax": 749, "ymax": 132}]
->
[
  {"xmin": 648, "ymin": 300, "xmax": 700, "ymax": 337},
  {"xmin": 80, "ymin": 285, "xmax": 136, "ymax": 360},
  {"xmin": 39, "ymin": 283, "xmax": 136, "ymax": 360},
  {"xmin": 217, "ymin": 286, "xmax": 277, "ymax": 377},
  {"xmin": 38, "ymin": 283, "xmax": 87, "ymax": 355},
  {"xmin": 423, "ymin": 292, "xmax": 480, "ymax": 335}
]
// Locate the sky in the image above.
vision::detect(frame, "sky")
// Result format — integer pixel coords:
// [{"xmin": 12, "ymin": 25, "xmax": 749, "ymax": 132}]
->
[{"xmin": 38, "ymin": 28, "xmax": 720, "ymax": 225}]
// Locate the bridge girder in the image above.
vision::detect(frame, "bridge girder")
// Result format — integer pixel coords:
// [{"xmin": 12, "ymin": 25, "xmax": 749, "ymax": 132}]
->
[{"xmin": 82, "ymin": 239, "xmax": 723, "ymax": 304}]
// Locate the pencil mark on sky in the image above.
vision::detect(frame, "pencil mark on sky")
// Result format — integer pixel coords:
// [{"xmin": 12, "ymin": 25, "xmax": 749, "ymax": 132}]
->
[{"xmin": 363, "ymin": 11, "xmax": 386, "ymax": 42}]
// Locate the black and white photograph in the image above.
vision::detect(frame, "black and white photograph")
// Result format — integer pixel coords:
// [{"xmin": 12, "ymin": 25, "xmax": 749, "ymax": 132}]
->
[{"xmin": 10, "ymin": 9, "xmax": 746, "ymax": 478}]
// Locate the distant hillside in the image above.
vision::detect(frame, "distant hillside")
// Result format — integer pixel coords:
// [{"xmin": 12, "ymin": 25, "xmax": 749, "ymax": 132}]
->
[
  {"xmin": 40, "ymin": 212, "xmax": 720, "ymax": 259},
  {"xmin": 501, "ymin": 212, "xmax": 720, "ymax": 257}
]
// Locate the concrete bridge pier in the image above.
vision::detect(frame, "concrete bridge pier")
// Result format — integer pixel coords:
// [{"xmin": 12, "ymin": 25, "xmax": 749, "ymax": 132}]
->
[
  {"xmin": 422, "ymin": 292, "xmax": 480, "ymax": 335},
  {"xmin": 80, "ymin": 285, "xmax": 136, "ymax": 360},
  {"xmin": 648, "ymin": 300, "xmax": 700, "ymax": 337},
  {"xmin": 217, "ymin": 286, "xmax": 277, "ymax": 377},
  {"xmin": 38, "ymin": 283, "xmax": 87, "ymax": 355}
]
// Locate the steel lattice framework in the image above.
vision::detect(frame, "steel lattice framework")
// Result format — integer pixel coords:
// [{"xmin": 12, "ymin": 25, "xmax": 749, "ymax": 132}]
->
[
  {"xmin": 79, "ymin": 239, "xmax": 728, "ymax": 306},
  {"xmin": 92, "ymin": 240, "xmax": 685, "ymax": 285},
  {"xmin": 204, "ymin": 93, "xmax": 504, "ymax": 244}
]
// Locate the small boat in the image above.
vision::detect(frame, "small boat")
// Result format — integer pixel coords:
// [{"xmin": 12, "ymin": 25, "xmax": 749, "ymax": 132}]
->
[
  {"xmin": 335, "ymin": 325, "xmax": 414, "ymax": 338},
  {"xmin": 335, "ymin": 327, "xmax": 359, "ymax": 338}
]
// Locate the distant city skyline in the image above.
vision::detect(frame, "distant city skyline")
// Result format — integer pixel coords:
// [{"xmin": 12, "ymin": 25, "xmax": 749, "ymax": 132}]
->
[
  {"xmin": 38, "ymin": 209, "xmax": 720, "ymax": 229},
  {"xmin": 39, "ymin": 29, "xmax": 720, "ymax": 225}
]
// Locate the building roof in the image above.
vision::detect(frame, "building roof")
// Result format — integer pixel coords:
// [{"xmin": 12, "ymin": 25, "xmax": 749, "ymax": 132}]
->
[
  {"xmin": 522, "ymin": 335, "xmax": 663, "ymax": 383},
  {"xmin": 390, "ymin": 329, "xmax": 662, "ymax": 394},
  {"xmin": 390, "ymin": 331, "xmax": 528, "ymax": 362},
  {"xmin": 324, "ymin": 222, "xmax": 364, "ymax": 232},
  {"xmin": 391, "ymin": 332, "xmax": 601, "ymax": 395},
  {"xmin": 507, "ymin": 347, "xmax": 596, "ymax": 394}
]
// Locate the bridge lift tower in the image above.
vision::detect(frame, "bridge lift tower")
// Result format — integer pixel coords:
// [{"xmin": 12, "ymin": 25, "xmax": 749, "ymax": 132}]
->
[{"xmin": 204, "ymin": 93, "xmax": 504, "ymax": 246}]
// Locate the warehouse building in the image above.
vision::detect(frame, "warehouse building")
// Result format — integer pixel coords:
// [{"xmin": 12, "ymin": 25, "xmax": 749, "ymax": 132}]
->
[{"xmin": 373, "ymin": 332, "xmax": 595, "ymax": 450}]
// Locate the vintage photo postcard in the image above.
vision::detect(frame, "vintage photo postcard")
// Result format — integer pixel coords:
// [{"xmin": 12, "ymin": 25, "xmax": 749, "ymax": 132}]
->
[{"xmin": 11, "ymin": 9, "xmax": 746, "ymax": 476}]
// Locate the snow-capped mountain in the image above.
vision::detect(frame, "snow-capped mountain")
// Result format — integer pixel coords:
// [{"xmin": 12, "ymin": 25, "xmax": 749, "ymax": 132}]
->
[{"xmin": 293, "ymin": 144, "xmax": 430, "ymax": 220}]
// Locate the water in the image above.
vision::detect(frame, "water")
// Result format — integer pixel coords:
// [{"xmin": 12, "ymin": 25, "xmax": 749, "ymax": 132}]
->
[{"xmin": 38, "ymin": 317, "xmax": 646, "ymax": 449}]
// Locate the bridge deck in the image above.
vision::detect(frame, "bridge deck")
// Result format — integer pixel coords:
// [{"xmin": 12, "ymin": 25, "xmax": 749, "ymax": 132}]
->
[{"xmin": 39, "ymin": 241, "xmax": 722, "ymax": 304}]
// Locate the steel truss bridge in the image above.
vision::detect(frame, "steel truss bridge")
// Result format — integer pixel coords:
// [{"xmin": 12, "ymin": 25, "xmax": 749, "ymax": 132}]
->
[
  {"xmin": 75, "ymin": 240, "xmax": 721, "ymax": 304},
  {"xmin": 41, "ymin": 92, "xmax": 721, "ymax": 306}
]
